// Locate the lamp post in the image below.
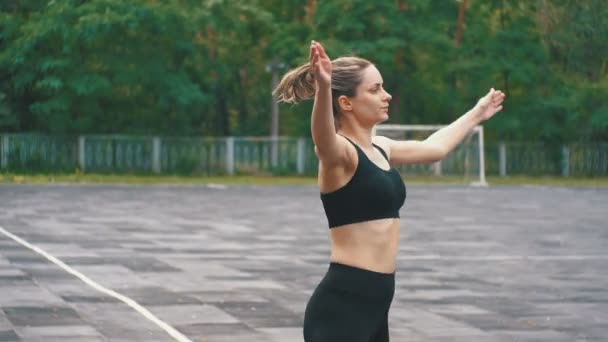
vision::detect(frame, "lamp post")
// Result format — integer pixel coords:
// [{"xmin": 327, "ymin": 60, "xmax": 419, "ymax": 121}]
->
[{"xmin": 266, "ymin": 58, "xmax": 285, "ymax": 168}]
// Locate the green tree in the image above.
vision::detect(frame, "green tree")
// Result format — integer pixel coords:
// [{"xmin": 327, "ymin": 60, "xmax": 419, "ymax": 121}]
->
[
  {"xmin": 0, "ymin": 0, "xmax": 605, "ymax": 141},
  {"xmin": 540, "ymin": 0, "xmax": 608, "ymax": 140},
  {"xmin": 198, "ymin": 0, "xmax": 275, "ymax": 136},
  {"xmin": 0, "ymin": 92, "xmax": 17, "ymax": 130},
  {"xmin": 1, "ymin": 0, "xmax": 208, "ymax": 134}
]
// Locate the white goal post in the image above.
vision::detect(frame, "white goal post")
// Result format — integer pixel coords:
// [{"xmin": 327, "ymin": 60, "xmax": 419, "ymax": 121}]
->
[{"xmin": 374, "ymin": 124, "xmax": 487, "ymax": 186}]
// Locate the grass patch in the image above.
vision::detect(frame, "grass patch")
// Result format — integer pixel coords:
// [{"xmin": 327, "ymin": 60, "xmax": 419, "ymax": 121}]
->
[
  {"xmin": 405, "ymin": 175, "xmax": 608, "ymax": 187},
  {"xmin": 486, "ymin": 176, "xmax": 608, "ymax": 187},
  {"xmin": 0, "ymin": 173, "xmax": 318, "ymax": 186},
  {"xmin": 0, "ymin": 173, "xmax": 607, "ymax": 187}
]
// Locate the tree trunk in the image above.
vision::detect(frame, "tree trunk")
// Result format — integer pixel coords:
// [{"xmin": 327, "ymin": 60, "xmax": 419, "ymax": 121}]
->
[
  {"xmin": 305, "ymin": 0, "xmax": 317, "ymax": 25},
  {"xmin": 455, "ymin": 0, "xmax": 467, "ymax": 47},
  {"xmin": 215, "ymin": 82, "xmax": 229, "ymax": 136},
  {"xmin": 236, "ymin": 68, "xmax": 249, "ymax": 135}
]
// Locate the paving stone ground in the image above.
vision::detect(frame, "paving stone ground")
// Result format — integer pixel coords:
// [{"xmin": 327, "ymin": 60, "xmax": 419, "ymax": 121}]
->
[{"xmin": 0, "ymin": 183, "xmax": 607, "ymax": 342}]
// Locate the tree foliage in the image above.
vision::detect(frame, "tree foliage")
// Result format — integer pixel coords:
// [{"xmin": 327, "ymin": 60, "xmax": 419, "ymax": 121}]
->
[{"xmin": 1, "ymin": 0, "xmax": 606, "ymax": 141}]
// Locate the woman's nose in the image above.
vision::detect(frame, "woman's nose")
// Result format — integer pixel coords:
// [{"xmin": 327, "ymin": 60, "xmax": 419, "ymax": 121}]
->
[{"xmin": 384, "ymin": 90, "xmax": 392, "ymax": 101}]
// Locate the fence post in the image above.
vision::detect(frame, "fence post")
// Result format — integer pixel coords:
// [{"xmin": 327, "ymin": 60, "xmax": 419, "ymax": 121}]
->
[
  {"xmin": 561, "ymin": 145, "xmax": 570, "ymax": 177},
  {"xmin": 152, "ymin": 136, "xmax": 161, "ymax": 174},
  {"xmin": 78, "ymin": 135, "xmax": 86, "ymax": 172},
  {"xmin": 478, "ymin": 126, "xmax": 487, "ymax": 186},
  {"xmin": 432, "ymin": 161, "xmax": 442, "ymax": 176},
  {"xmin": 499, "ymin": 142, "xmax": 507, "ymax": 177},
  {"xmin": 297, "ymin": 137, "xmax": 306, "ymax": 175},
  {"xmin": 1, "ymin": 135, "xmax": 8, "ymax": 170},
  {"xmin": 271, "ymin": 136, "xmax": 279, "ymax": 169},
  {"xmin": 226, "ymin": 137, "xmax": 235, "ymax": 175}
]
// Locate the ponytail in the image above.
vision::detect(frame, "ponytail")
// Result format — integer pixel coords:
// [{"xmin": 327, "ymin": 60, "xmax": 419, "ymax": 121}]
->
[{"xmin": 273, "ymin": 63, "xmax": 316, "ymax": 104}]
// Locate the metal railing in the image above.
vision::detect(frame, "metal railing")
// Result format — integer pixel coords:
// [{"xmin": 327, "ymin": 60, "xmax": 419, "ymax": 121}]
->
[
  {"xmin": 0, "ymin": 134, "xmax": 319, "ymax": 175},
  {"xmin": 1, "ymin": 133, "xmax": 606, "ymax": 177},
  {"xmin": 486, "ymin": 142, "xmax": 608, "ymax": 177}
]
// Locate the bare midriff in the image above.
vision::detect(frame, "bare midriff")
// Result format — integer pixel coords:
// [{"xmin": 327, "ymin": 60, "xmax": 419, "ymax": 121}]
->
[{"xmin": 329, "ymin": 218, "xmax": 400, "ymax": 274}]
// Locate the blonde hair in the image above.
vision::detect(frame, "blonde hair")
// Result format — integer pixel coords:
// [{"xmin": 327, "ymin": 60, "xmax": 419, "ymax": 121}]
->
[{"xmin": 273, "ymin": 56, "xmax": 372, "ymax": 122}]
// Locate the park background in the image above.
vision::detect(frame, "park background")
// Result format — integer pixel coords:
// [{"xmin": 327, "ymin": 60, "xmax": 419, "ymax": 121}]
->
[{"xmin": 0, "ymin": 0, "xmax": 606, "ymax": 182}]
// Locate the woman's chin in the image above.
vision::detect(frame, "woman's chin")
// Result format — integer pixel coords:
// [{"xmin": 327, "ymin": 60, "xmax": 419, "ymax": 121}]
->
[
  {"xmin": 369, "ymin": 114, "xmax": 389, "ymax": 127},
  {"xmin": 378, "ymin": 114, "xmax": 390, "ymax": 122}
]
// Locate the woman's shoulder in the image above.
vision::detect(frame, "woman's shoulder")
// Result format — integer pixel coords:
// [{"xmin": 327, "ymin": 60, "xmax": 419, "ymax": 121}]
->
[{"xmin": 372, "ymin": 135, "xmax": 392, "ymax": 159}]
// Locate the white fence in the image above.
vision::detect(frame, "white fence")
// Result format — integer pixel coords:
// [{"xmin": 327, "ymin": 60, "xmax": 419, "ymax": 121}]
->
[
  {"xmin": 1, "ymin": 134, "xmax": 607, "ymax": 177},
  {"xmin": 0, "ymin": 134, "xmax": 317, "ymax": 175},
  {"xmin": 488, "ymin": 142, "xmax": 608, "ymax": 177}
]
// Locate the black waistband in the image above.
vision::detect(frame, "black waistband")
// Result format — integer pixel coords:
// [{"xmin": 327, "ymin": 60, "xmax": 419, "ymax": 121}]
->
[{"xmin": 319, "ymin": 262, "xmax": 395, "ymax": 299}]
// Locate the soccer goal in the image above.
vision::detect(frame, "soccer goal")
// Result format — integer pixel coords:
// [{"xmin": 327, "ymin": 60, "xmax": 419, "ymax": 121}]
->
[{"xmin": 374, "ymin": 124, "xmax": 487, "ymax": 186}]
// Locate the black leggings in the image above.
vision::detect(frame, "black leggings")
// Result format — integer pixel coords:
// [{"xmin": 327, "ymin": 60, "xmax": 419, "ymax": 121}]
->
[{"xmin": 303, "ymin": 262, "xmax": 395, "ymax": 342}]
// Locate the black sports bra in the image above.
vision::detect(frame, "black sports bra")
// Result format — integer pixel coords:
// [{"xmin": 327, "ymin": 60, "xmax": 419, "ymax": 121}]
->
[{"xmin": 320, "ymin": 136, "xmax": 406, "ymax": 228}]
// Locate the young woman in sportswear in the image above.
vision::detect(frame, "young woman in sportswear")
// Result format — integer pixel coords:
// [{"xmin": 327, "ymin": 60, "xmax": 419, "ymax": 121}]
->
[{"xmin": 274, "ymin": 40, "xmax": 505, "ymax": 342}]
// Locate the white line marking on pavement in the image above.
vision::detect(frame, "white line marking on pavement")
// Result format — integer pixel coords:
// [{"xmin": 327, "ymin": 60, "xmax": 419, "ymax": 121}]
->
[
  {"xmin": 0, "ymin": 225, "xmax": 192, "ymax": 342},
  {"xmin": 206, "ymin": 183, "xmax": 228, "ymax": 189}
]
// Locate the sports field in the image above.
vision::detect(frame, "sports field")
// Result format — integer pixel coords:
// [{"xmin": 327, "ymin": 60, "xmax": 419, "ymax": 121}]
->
[{"xmin": 0, "ymin": 183, "xmax": 606, "ymax": 341}]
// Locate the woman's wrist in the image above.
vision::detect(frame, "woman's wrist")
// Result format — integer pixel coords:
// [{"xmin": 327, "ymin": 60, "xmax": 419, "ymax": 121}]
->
[
  {"xmin": 315, "ymin": 82, "xmax": 331, "ymax": 92},
  {"xmin": 466, "ymin": 106, "xmax": 484, "ymax": 125}
]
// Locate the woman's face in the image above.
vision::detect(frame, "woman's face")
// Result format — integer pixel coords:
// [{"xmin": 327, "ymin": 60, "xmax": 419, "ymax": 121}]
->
[{"xmin": 346, "ymin": 65, "xmax": 392, "ymax": 126}]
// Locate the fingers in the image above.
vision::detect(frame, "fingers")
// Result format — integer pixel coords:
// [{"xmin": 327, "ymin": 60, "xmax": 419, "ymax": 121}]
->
[
  {"xmin": 492, "ymin": 91, "xmax": 505, "ymax": 105},
  {"xmin": 310, "ymin": 40, "xmax": 329, "ymax": 61},
  {"xmin": 316, "ymin": 42, "xmax": 328, "ymax": 59},
  {"xmin": 487, "ymin": 88, "xmax": 505, "ymax": 103},
  {"xmin": 309, "ymin": 41, "xmax": 318, "ymax": 64},
  {"xmin": 310, "ymin": 40, "xmax": 326, "ymax": 77},
  {"xmin": 310, "ymin": 50, "xmax": 322, "ymax": 77},
  {"xmin": 486, "ymin": 88, "xmax": 494, "ymax": 98},
  {"xmin": 490, "ymin": 89, "xmax": 505, "ymax": 97},
  {"xmin": 309, "ymin": 42, "xmax": 314, "ymax": 62},
  {"xmin": 313, "ymin": 53, "xmax": 320, "ymax": 73},
  {"xmin": 491, "ymin": 90, "xmax": 505, "ymax": 114},
  {"xmin": 309, "ymin": 41, "xmax": 317, "ymax": 61}
]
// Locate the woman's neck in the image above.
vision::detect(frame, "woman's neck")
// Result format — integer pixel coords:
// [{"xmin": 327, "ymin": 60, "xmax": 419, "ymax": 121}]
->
[{"xmin": 338, "ymin": 125, "xmax": 374, "ymax": 149}]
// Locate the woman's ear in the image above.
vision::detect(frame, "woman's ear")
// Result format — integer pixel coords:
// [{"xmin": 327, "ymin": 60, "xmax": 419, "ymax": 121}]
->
[{"xmin": 338, "ymin": 95, "xmax": 352, "ymax": 112}]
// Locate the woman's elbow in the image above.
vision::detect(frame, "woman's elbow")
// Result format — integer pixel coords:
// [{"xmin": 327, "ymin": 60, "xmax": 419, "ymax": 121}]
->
[{"xmin": 428, "ymin": 144, "xmax": 447, "ymax": 163}]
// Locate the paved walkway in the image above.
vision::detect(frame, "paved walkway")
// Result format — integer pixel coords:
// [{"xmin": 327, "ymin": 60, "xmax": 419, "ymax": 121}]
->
[{"xmin": 0, "ymin": 183, "xmax": 606, "ymax": 341}]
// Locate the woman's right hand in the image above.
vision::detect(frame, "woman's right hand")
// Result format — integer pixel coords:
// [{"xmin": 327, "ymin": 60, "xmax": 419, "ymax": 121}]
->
[{"xmin": 310, "ymin": 40, "xmax": 332, "ymax": 88}]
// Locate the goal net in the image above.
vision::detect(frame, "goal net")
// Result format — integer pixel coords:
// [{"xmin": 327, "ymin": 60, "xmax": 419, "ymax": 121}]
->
[{"xmin": 373, "ymin": 124, "xmax": 487, "ymax": 186}]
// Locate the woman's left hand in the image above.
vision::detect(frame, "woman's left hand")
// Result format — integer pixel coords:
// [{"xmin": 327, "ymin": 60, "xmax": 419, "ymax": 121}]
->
[{"xmin": 475, "ymin": 88, "xmax": 506, "ymax": 122}]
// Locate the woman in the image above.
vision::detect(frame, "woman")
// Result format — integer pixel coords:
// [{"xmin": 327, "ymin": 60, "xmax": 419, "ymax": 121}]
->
[{"xmin": 273, "ymin": 41, "xmax": 505, "ymax": 342}]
